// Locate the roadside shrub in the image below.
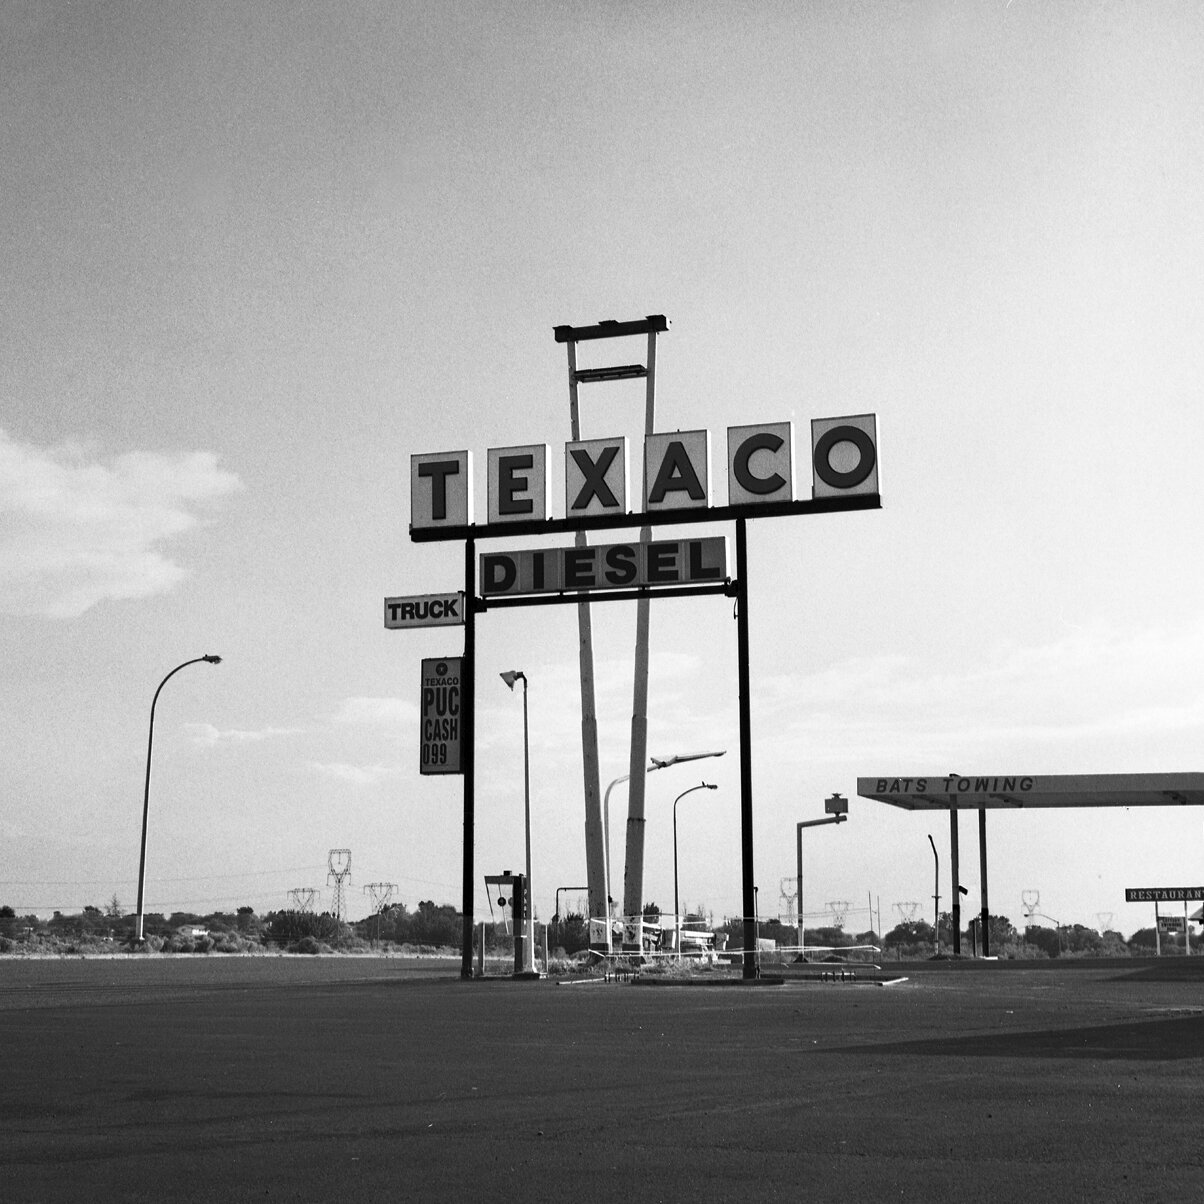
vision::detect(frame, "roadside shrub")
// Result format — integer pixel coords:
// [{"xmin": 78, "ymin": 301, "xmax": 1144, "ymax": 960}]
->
[{"xmin": 211, "ymin": 932, "xmax": 261, "ymax": 954}]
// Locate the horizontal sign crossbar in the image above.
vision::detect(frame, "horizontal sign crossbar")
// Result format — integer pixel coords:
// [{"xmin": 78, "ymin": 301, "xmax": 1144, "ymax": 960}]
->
[
  {"xmin": 410, "ymin": 493, "xmax": 881, "ymax": 543},
  {"xmin": 476, "ymin": 581, "xmax": 736, "ymax": 610},
  {"xmin": 554, "ymin": 315, "xmax": 668, "ymax": 342}
]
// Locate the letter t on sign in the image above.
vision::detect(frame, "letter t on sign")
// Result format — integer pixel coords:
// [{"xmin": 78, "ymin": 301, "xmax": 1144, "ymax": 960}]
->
[{"xmin": 411, "ymin": 451, "xmax": 473, "ymax": 529}]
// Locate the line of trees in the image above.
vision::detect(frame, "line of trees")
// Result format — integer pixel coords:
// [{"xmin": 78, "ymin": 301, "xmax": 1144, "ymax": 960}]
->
[{"xmin": 1, "ymin": 900, "xmax": 1192, "ymax": 959}]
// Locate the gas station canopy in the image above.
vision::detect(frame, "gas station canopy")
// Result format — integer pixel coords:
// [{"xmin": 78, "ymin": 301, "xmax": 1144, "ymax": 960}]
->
[{"xmin": 857, "ymin": 773, "xmax": 1204, "ymax": 811}]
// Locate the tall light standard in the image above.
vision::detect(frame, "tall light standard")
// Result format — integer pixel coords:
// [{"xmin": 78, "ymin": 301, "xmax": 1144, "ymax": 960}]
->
[
  {"xmin": 601, "ymin": 749, "xmax": 725, "ymax": 954},
  {"xmin": 927, "ymin": 833, "xmax": 940, "ymax": 957},
  {"xmin": 795, "ymin": 793, "xmax": 848, "ymax": 958},
  {"xmin": 135, "ymin": 655, "xmax": 222, "ymax": 942},
  {"xmin": 673, "ymin": 782, "xmax": 717, "ymax": 958},
  {"xmin": 500, "ymin": 670, "xmax": 535, "ymax": 975}
]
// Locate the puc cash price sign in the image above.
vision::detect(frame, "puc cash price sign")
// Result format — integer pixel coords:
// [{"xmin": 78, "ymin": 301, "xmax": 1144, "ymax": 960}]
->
[{"xmin": 419, "ymin": 657, "xmax": 463, "ymax": 775}]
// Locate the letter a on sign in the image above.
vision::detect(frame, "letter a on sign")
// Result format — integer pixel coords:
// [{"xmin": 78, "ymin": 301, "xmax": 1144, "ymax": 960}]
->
[
  {"xmin": 645, "ymin": 430, "xmax": 711, "ymax": 510},
  {"xmin": 810, "ymin": 414, "xmax": 879, "ymax": 499}
]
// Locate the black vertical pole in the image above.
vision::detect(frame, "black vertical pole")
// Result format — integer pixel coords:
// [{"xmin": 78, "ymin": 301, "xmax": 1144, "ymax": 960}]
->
[
  {"xmin": 978, "ymin": 808, "xmax": 990, "ymax": 958},
  {"xmin": 735, "ymin": 518, "xmax": 757, "ymax": 979},
  {"xmin": 460, "ymin": 536, "xmax": 476, "ymax": 980},
  {"xmin": 950, "ymin": 807, "xmax": 961, "ymax": 957}
]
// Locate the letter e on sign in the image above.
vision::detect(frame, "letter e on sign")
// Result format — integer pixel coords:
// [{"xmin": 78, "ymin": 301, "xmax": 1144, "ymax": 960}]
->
[
  {"xmin": 727, "ymin": 422, "xmax": 794, "ymax": 506},
  {"xmin": 810, "ymin": 414, "xmax": 879, "ymax": 499},
  {"xmin": 411, "ymin": 451, "xmax": 473, "ymax": 529},
  {"xmin": 487, "ymin": 444, "xmax": 551, "ymax": 524}
]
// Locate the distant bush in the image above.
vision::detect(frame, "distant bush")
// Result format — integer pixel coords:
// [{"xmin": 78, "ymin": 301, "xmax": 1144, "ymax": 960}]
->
[{"xmin": 289, "ymin": 936, "xmax": 328, "ymax": 955}]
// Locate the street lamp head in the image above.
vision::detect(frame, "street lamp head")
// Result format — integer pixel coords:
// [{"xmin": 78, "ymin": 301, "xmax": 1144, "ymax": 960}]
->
[
  {"xmin": 203, "ymin": 655, "xmax": 222, "ymax": 665},
  {"xmin": 824, "ymin": 792, "xmax": 848, "ymax": 816},
  {"xmin": 499, "ymin": 669, "xmax": 526, "ymax": 690},
  {"xmin": 650, "ymin": 750, "xmax": 726, "ymax": 769}
]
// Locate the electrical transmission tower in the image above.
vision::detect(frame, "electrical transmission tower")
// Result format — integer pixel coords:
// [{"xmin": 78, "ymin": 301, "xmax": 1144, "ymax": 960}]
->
[
  {"xmin": 363, "ymin": 883, "xmax": 397, "ymax": 941},
  {"xmin": 288, "ymin": 887, "xmax": 317, "ymax": 912},
  {"xmin": 328, "ymin": 849, "xmax": 352, "ymax": 921},
  {"xmin": 364, "ymin": 882, "xmax": 397, "ymax": 913},
  {"xmin": 778, "ymin": 876, "xmax": 798, "ymax": 926},
  {"xmin": 827, "ymin": 900, "xmax": 850, "ymax": 929}
]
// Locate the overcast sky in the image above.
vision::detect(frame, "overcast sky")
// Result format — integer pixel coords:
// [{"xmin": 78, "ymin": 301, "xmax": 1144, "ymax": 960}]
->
[{"xmin": 3, "ymin": 1, "xmax": 1202, "ymax": 937}]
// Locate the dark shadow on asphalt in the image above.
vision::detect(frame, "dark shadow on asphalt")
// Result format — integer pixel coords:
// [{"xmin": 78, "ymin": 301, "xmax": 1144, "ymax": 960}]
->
[{"xmin": 831, "ymin": 1014, "xmax": 1204, "ymax": 1061}]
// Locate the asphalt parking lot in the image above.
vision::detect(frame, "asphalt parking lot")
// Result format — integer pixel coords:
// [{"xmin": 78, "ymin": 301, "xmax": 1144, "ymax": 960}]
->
[{"xmin": 1, "ymin": 955, "xmax": 1201, "ymax": 1202}]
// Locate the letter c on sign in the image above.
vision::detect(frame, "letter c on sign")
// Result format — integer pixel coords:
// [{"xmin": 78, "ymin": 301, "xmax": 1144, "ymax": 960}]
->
[
  {"xmin": 813, "ymin": 425, "xmax": 876, "ymax": 490},
  {"xmin": 733, "ymin": 432, "xmax": 786, "ymax": 495}
]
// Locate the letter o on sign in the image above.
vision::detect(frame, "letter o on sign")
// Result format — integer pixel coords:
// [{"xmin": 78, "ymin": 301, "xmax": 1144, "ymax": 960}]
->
[{"xmin": 810, "ymin": 414, "xmax": 879, "ymax": 499}]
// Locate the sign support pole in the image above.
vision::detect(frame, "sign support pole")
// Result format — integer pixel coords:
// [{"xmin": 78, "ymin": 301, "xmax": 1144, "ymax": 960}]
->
[
  {"xmin": 735, "ymin": 517, "xmax": 757, "ymax": 979},
  {"xmin": 565, "ymin": 338, "xmax": 608, "ymax": 951},
  {"xmin": 949, "ymin": 807, "xmax": 961, "ymax": 956},
  {"xmin": 619, "ymin": 325, "xmax": 660, "ymax": 951},
  {"xmin": 460, "ymin": 536, "xmax": 476, "ymax": 979},
  {"xmin": 979, "ymin": 808, "xmax": 990, "ymax": 958}
]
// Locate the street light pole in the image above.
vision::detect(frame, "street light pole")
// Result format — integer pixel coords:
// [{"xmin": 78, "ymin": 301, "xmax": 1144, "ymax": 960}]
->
[
  {"xmin": 500, "ymin": 670, "xmax": 535, "ymax": 974},
  {"xmin": 135, "ymin": 655, "xmax": 222, "ymax": 942},
  {"xmin": 927, "ymin": 833, "xmax": 940, "ymax": 957},
  {"xmin": 601, "ymin": 750, "xmax": 725, "ymax": 954},
  {"xmin": 795, "ymin": 794, "xmax": 848, "ymax": 959},
  {"xmin": 673, "ymin": 782, "xmax": 717, "ymax": 958}
]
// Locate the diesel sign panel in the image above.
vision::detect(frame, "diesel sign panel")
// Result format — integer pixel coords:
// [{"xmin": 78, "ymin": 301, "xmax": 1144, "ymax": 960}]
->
[{"xmin": 480, "ymin": 537, "xmax": 727, "ymax": 598}]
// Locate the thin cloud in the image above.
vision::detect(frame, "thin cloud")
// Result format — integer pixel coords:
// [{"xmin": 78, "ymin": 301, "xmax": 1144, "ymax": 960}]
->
[
  {"xmin": 752, "ymin": 619, "xmax": 1204, "ymax": 768},
  {"xmin": 184, "ymin": 723, "xmax": 306, "ymax": 747},
  {"xmin": 0, "ymin": 430, "xmax": 242, "ymax": 618},
  {"xmin": 307, "ymin": 761, "xmax": 404, "ymax": 786},
  {"xmin": 328, "ymin": 697, "xmax": 420, "ymax": 726}
]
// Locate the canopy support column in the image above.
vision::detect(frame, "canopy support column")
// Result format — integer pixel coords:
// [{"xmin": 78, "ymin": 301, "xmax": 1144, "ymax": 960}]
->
[
  {"xmin": 950, "ymin": 807, "xmax": 961, "ymax": 957},
  {"xmin": 978, "ymin": 808, "xmax": 990, "ymax": 958}
]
